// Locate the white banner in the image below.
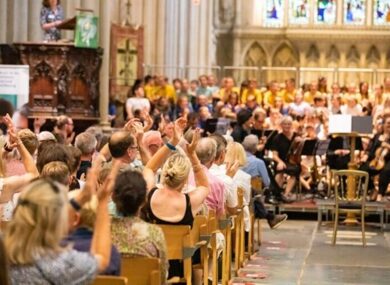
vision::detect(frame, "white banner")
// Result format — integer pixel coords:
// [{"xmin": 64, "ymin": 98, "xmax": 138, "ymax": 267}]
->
[{"xmin": 0, "ymin": 65, "xmax": 29, "ymax": 109}]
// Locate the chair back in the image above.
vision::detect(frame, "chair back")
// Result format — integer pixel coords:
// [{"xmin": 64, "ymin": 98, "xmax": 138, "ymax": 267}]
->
[
  {"xmin": 120, "ymin": 256, "xmax": 161, "ymax": 285},
  {"xmin": 237, "ymin": 187, "xmax": 244, "ymax": 209},
  {"xmin": 92, "ymin": 276, "xmax": 127, "ymax": 285},
  {"xmin": 251, "ymin": 177, "xmax": 263, "ymax": 195},
  {"xmin": 332, "ymin": 169, "xmax": 369, "ymax": 208},
  {"xmin": 158, "ymin": 225, "xmax": 192, "ymax": 260}
]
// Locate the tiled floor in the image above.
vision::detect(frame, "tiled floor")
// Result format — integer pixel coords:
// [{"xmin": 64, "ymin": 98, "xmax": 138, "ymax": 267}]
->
[{"xmin": 230, "ymin": 220, "xmax": 390, "ymax": 285}]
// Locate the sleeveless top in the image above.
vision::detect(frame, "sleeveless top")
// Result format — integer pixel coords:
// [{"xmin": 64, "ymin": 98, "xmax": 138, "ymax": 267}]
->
[{"xmin": 146, "ymin": 187, "xmax": 194, "ymax": 227}]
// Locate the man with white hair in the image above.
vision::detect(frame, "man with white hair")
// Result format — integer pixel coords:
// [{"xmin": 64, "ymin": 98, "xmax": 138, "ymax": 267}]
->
[{"xmin": 242, "ymin": 134, "xmax": 288, "ymax": 228}]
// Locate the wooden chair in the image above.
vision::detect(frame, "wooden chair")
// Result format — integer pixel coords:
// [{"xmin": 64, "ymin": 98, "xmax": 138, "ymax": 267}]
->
[
  {"xmin": 206, "ymin": 210, "xmax": 219, "ymax": 285},
  {"xmin": 159, "ymin": 217, "xmax": 208, "ymax": 285},
  {"xmin": 192, "ymin": 215, "xmax": 210, "ymax": 285},
  {"xmin": 237, "ymin": 187, "xmax": 246, "ymax": 269},
  {"xmin": 120, "ymin": 256, "xmax": 161, "ymax": 285},
  {"xmin": 251, "ymin": 177, "xmax": 263, "ymax": 248},
  {"xmin": 92, "ymin": 276, "xmax": 127, "ymax": 285},
  {"xmin": 332, "ymin": 170, "xmax": 369, "ymax": 246}
]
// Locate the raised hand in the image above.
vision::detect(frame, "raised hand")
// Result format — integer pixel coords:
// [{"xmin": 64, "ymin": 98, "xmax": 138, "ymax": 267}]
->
[
  {"xmin": 186, "ymin": 128, "xmax": 200, "ymax": 156},
  {"xmin": 98, "ymin": 160, "xmax": 120, "ymax": 201},
  {"xmin": 142, "ymin": 110, "xmax": 153, "ymax": 132},
  {"xmin": 172, "ymin": 116, "xmax": 187, "ymax": 144}
]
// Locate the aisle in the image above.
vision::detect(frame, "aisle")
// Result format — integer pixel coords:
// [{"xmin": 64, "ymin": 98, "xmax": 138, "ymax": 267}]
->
[{"xmin": 230, "ymin": 221, "xmax": 390, "ymax": 285}]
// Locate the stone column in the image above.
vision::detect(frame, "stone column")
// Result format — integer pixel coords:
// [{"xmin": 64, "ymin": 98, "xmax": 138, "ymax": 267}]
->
[
  {"xmin": 177, "ymin": 0, "xmax": 189, "ymax": 71},
  {"xmin": 99, "ymin": 0, "xmax": 111, "ymax": 126},
  {"xmin": 0, "ymin": 0, "xmax": 7, "ymax": 43},
  {"xmin": 336, "ymin": 0, "xmax": 343, "ymax": 25},
  {"xmin": 81, "ymin": 0, "xmax": 100, "ymax": 15},
  {"xmin": 156, "ymin": 0, "xmax": 166, "ymax": 68},
  {"xmin": 13, "ymin": 0, "xmax": 28, "ymax": 42},
  {"xmin": 188, "ymin": 2, "xmax": 200, "ymax": 79},
  {"xmin": 28, "ymin": 0, "xmax": 43, "ymax": 42}
]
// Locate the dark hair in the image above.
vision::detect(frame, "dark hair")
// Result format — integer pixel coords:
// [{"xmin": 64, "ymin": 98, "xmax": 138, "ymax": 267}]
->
[
  {"xmin": 42, "ymin": 0, "xmax": 60, "ymax": 7},
  {"xmin": 112, "ymin": 170, "xmax": 147, "ymax": 216},
  {"xmin": 108, "ymin": 132, "xmax": 135, "ymax": 158},
  {"xmin": 129, "ymin": 79, "xmax": 143, "ymax": 98},
  {"xmin": 0, "ymin": 99, "xmax": 14, "ymax": 117},
  {"xmin": 36, "ymin": 143, "xmax": 71, "ymax": 173}
]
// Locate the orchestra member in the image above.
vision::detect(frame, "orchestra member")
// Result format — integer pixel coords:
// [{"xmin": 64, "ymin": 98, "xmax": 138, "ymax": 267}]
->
[{"xmin": 270, "ymin": 116, "xmax": 300, "ymax": 202}]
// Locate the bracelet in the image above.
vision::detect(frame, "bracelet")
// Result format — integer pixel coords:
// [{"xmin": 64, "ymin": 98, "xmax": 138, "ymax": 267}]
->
[
  {"xmin": 3, "ymin": 143, "xmax": 13, "ymax": 152},
  {"xmin": 69, "ymin": 198, "xmax": 82, "ymax": 212},
  {"xmin": 165, "ymin": 142, "xmax": 177, "ymax": 151}
]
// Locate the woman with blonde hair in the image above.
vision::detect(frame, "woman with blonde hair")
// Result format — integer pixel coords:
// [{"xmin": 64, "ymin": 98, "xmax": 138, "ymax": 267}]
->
[
  {"xmin": 224, "ymin": 142, "xmax": 252, "ymax": 231},
  {"xmin": 143, "ymin": 117, "xmax": 209, "ymax": 279},
  {"xmin": 4, "ymin": 162, "xmax": 119, "ymax": 284}
]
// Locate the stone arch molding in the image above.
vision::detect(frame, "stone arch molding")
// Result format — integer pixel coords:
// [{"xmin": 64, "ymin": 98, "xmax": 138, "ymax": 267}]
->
[
  {"xmin": 243, "ymin": 41, "xmax": 268, "ymax": 67},
  {"xmin": 272, "ymin": 42, "xmax": 299, "ymax": 67},
  {"xmin": 306, "ymin": 44, "xmax": 320, "ymax": 67},
  {"xmin": 366, "ymin": 45, "xmax": 380, "ymax": 68}
]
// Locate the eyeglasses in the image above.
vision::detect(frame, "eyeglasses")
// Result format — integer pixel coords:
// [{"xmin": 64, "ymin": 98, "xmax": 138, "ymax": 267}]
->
[{"xmin": 129, "ymin": 145, "xmax": 138, "ymax": 150}]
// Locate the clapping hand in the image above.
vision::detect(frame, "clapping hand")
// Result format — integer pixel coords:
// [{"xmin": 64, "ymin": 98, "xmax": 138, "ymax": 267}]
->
[
  {"xmin": 172, "ymin": 117, "xmax": 187, "ymax": 145},
  {"xmin": 186, "ymin": 128, "xmax": 200, "ymax": 156}
]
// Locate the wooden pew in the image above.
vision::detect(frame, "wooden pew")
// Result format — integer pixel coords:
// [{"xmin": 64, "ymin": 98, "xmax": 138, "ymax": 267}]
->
[
  {"xmin": 120, "ymin": 256, "xmax": 161, "ymax": 285},
  {"xmin": 92, "ymin": 276, "xmax": 128, "ymax": 285}
]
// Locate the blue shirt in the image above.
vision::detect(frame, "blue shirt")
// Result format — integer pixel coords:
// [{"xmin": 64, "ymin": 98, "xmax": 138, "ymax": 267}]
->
[
  {"xmin": 242, "ymin": 152, "xmax": 270, "ymax": 187},
  {"xmin": 64, "ymin": 227, "xmax": 121, "ymax": 276}
]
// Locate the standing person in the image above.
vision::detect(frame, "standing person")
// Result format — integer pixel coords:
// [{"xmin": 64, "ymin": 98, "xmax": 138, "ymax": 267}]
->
[{"xmin": 40, "ymin": 0, "xmax": 64, "ymax": 42}]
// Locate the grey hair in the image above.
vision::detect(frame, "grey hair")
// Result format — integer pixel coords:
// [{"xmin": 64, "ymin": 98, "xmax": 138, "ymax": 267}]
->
[
  {"xmin": 242, "ymin": 134, "xmax": 258, "ymax": 154},
  {"xmin": 196, "ymin": 137, "xmax": 217, "ymax": 165},
  {"xmin": 75, "ymin": 132, "xmax": 97, "ymax": 155}
]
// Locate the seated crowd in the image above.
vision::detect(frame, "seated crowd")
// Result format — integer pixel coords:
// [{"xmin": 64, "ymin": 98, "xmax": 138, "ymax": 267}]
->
[{"xmin": 0, "ymin": 73, "xmax": 390, "ymax": 284}]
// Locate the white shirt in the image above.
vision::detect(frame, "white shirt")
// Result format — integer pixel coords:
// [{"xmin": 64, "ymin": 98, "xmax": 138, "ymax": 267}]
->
[
  {"xmin": 209, "ymin": 164, "xmax": 238, "ymax": 208},
  {"xmin": 126, "ymin": 97, "xmax": 150, "ymax": 114}
]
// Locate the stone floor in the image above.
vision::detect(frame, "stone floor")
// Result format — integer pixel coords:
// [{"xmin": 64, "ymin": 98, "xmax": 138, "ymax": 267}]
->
[{"xmin": 230, "ymin": 220, "xmax": 390, "ymax": 285}]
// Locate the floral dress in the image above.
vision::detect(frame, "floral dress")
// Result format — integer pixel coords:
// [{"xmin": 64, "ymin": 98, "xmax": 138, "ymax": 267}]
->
[
  {"xmin": 111, "ymin": 216, "xmax": 168, "ymax": 283},
  {"xmin": 40, "ymin": 5, "xmax": 64, "ymax": 41}
]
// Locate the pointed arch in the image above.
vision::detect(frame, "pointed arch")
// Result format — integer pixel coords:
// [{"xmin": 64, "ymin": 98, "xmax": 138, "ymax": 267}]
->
[
  {"xmin": 243, "ymin": 41, "xmax": 266, "ymax": 79},
  {"xmin": 347, "ymin": 45, "xmax": 360, "ymax": 67},
  {"xmin": 306, "ymin": 44, "xmax": 320, "ymax": 67},
  {"xmin": 367, "ymin": 45, "xmax": 380, "ymax": 68},
  {"xmin": 326, "ymin": 45, "xmax": 340, "ymax": 67},
  {"xmin": 272, "ymin": 42, "xmax": 298, "ymax": 67}
]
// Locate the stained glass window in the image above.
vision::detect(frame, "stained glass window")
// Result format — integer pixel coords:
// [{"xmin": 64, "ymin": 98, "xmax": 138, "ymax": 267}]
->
[
  {"xmin": 373, "ymin": 0, "xmax": 390, "ymax": 25},
  {"xmin": 315, "ymin": 0, "xmax": 336, "ymax": 24},
  {"xmin": 344, "ymin": 0, "xmax": 366, "ymax": 25},
  {"xmin": 264, "ymin": 0, "xmax": 284, "ymax": 27},
  {"xmin": 289, "ymin": 0, "xmax": 310, "ymax": 24}
]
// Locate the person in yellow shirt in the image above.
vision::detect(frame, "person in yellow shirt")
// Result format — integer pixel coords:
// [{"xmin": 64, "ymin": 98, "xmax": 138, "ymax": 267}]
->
[
  {"xmin": 303, "ymin": 81, "xmax": 321, "ymax": 105},
  {"xmin": 263, "ymin": 80, "xmax": 281, "ymax": 108},
  {"xmin": 154, "ymin": 75, "xmax": 177, "ymax": 104},
  {"xmin": 218, "ymin": 76, "xmax": 240, "ymax": 103},
  {"xmin": 241, "ymin": 78, "xmax": 262, "ymax": 105},
  {"xmin": 280, "ymin": 78, "xmax": 297, "ymax": 104},
  {"xmin": 143, "ymin": 75, "xmax": 157, "ymax": 102}
]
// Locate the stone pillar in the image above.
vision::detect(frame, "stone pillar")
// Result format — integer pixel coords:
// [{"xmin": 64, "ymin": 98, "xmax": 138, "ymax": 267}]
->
[
  {"xmin": 156, "ymin": 0, "xmax": 166, "ymax": 68},
  {"xmin": 13, "ymin": 0, "xmax": 28, "ymax": 42},
  {"xmin": 177, "ymin": 0, "xmax": 189, "ymax": 71},
  {"xmin": 337, "ymin": 0, "xmax": 343, "ymax": 25},
  {"xmin": 81, "ymin": 0, "xmax": 99, "ymax": 15},
  {"xmin": 5, "ymin": 0, "xmax": 14, "ymax": 43},
  {"xmin": 99, "ymin": 0, "xmax": 111, "ymax": 126},
  {"xmin": 0, "ymin": 0, "xmax": 7, "ymax": 43},
  {"xmin": 188, "ymin": 2, "xmax": 200, "ymax": 79},
  {"xmin": 28, "ymin": 0, "xmax": 43, "ymax": 42}
]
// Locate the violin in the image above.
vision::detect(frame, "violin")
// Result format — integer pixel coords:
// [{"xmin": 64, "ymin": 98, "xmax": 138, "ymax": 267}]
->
[
  {"xmin": 369, "ymin": 136, "xmax": 390, "ymax": 171},
  {"xmin": 288, "ymin": 135, "xmax": 305, "ymax": 165}
]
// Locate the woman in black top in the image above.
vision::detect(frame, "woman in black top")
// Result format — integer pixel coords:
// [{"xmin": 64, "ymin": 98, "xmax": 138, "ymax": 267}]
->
[{"xmin": 143, "ymin": 118, "xmax": 209, "ymax": 278}]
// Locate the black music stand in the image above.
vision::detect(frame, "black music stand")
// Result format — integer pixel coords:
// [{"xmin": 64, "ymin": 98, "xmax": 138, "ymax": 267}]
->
[{"xmin": 310, "ymin": 139, "xmax": 331, "ymax": 199}]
